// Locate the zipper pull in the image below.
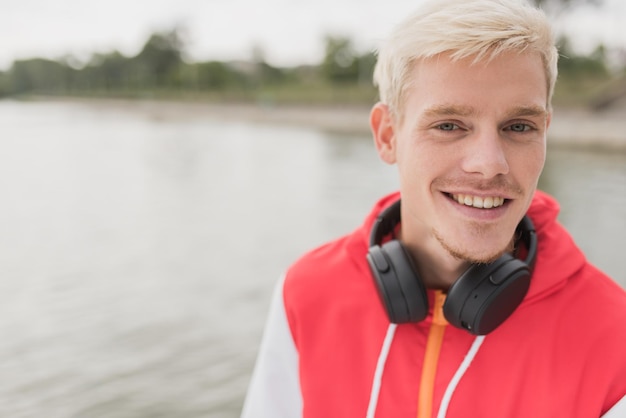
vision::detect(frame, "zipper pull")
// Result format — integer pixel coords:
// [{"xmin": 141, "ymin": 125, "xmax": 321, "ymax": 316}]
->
[{"xmin": 433, "ymin": 290, "xmax": 449, "ymax": 326}]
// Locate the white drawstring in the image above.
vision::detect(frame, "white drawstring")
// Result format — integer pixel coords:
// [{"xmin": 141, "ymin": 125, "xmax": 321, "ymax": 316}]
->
[
  {"xmin": 365, "ymin": 328, "xmax": 485, "ymax": 418},
  {"xmin": 366, "ymin": 323, "xmax": 397, "ymax": 418},
  {"xmin": 436, "ymin": 335, "xmax": 486, "ymax": 418}
]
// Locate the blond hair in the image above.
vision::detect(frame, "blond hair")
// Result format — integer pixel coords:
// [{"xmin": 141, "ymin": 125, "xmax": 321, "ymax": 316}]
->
[{"xmin": 373, "ymin": 0, "xmax": 558, "ymax": 116}]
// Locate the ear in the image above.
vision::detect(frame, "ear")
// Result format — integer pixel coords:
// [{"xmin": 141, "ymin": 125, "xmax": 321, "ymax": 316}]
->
[{"xmin": 370, "ymin": 102, "xmax": 397, "ymax": 164}]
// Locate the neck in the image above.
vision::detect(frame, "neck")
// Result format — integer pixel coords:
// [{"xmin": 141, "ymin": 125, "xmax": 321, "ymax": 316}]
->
[{"xmin": 398, "ymin": 226, "xmax": 472, "ymax": 291}]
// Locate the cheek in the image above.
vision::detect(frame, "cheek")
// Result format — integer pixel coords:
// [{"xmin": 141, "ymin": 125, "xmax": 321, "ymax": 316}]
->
[
  {"xmin": 396, "ymin": 145, "xmax": 432, "ymax": 188},
  {"xmin": 396, "ymin": 141, "xmax": 464, "ymax": 197},
  {"xmin": 397, "ymin": 138, "xmax": 449, "ymax": 173},
  {"xmin": 513, "ymin": 144, "xmax": 546, "ymax": 184}
]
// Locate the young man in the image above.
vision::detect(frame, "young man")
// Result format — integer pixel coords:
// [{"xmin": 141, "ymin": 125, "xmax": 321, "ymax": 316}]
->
[{"xmin": 241, "ymin": 0, "xmax": 626, "ymax": 417}]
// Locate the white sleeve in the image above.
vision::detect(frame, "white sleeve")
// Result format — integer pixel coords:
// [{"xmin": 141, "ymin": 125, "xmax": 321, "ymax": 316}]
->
[
  {"xmin": 241, "ymin": 276, "xmax": 302, "ymax": 418},
  {"xmin": 602, "ymin": 394, "xmax": 626, "ymax": 418}
]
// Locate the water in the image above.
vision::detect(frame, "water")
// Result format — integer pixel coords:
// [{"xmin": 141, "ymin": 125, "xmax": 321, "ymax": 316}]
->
[{"xmin": 0, "ymin": 99, "xmax": 624, "ymax": 417}]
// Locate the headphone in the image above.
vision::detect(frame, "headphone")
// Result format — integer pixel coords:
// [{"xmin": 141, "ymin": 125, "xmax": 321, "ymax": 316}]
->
[{"xmin": 367, "ymin": 199, "xmax": 537, "ymax": 335}]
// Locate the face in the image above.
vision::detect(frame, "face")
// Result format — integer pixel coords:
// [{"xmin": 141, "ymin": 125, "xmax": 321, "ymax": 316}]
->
[{"xmin": 371, "ymin": 51, "xmax": 549, "ymax": 271}]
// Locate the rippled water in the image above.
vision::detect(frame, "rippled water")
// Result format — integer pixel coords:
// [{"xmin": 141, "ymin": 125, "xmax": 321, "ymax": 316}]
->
[{"xmin": 0, "ymin": 99, "xmax": 624, "ymax": 417}]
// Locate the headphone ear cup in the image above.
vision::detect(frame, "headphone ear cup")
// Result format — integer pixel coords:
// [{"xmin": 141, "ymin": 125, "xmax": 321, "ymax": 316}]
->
[
  {"xmin": 443, "ymin": 254, "xmax": 531, "ymax": 335},
  {"xmin": 367, "ymin": 240, "xmax": 428, "ymax": 323}
]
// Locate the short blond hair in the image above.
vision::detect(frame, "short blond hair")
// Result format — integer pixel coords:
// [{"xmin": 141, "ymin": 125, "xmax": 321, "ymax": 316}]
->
[{"xmin": 373, "ymin": 0, "xmax": 558, "ymax": 116}]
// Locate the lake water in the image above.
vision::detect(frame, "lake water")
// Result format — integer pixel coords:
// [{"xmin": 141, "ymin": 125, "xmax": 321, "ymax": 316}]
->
[{"xmin": 0, "ymin": 99, "xmax": 624, "ymax": 417}]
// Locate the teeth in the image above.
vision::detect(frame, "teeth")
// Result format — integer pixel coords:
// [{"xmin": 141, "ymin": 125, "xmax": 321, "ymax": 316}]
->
[{"xmin": 451, "ymin": 194, "xmax": 505, "ymax": 209}]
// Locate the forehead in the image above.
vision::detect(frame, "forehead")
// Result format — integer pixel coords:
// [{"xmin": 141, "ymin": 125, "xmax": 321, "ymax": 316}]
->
[{"xmin": 400, "ymin": 51, "xmax": 548, "ymax": 117}]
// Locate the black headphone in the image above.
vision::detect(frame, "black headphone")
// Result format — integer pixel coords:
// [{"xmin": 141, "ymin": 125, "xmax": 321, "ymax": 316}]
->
[{"xmin": 367, "ymin": 199, "xmax": 537, "ymax": 335}]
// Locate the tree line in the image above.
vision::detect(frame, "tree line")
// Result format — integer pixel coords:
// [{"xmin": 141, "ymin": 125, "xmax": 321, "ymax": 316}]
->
[
  {"xmin": 0, "ymin": 27, "xmax": 620, "ymax": 104},
  {"xmin": 0, "ymin": 30, "xmax": 378, "ymax": 100}
]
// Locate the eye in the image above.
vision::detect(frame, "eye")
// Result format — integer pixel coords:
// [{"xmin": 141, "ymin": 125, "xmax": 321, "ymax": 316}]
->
[
  {"xmin": 507, "ymin": 123, "xmax": 532, "ymax": 132},
  {"xmin": 437, "ymin": 122, "xmax": 459, "ymax": 131}
]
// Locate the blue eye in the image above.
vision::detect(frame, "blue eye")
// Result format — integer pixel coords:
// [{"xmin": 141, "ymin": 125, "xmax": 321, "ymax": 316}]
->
[
  {"xmin": 438, "ymin": 123, "xmax": 458, "ymax": 131},
  {"xmin": 509, "ymin": 123, "xmax": 531, "ymax": 132}
]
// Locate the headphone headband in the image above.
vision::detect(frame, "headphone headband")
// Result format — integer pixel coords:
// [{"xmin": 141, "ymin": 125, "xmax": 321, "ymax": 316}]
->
[{"xmin": 369, "ymin": 199, "xmax": 402, "ymax": 248}]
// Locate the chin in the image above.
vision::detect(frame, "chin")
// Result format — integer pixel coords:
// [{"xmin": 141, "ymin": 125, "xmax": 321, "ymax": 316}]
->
[
  {"xmin": 434, "ymin": 229, "xmax": 514, "ymax": 264},
  {"xmin": 462, "ymin": 246, "xmax": 511, "ymax": 264}
]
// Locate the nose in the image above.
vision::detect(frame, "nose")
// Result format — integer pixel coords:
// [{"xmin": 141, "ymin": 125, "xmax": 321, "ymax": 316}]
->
[{"xmin": 460, "ymin": 129, "xmax": 509, "ymax": 178}]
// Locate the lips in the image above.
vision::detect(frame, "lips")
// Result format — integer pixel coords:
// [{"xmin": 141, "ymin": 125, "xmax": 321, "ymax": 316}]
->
[{"xmin": 450, "ymin": 193, "xmax": 505, "ymax": 209}]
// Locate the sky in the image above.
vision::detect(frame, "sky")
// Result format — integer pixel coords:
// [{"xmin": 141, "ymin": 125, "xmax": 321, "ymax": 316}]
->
[{"xmin": 1, "ymin": 0, "xmax": 625, "ymax": 70}]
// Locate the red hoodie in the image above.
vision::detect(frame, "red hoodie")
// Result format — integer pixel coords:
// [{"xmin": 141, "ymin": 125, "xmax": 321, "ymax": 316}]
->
[{"xmin": 242, "ymin": 191, "xmax": 626, "ymax": 418}]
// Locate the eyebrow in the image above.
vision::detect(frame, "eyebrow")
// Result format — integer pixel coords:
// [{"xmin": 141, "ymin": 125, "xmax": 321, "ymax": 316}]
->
[
  {"xmin": 423, "ymin": 104, "xmax": 478, "ymax": 118},
  {"xmin": 504, "ymin": 105, "xmax": 549, "ymax": 119},
  {"xmin": 422, "ymin": 104, "xmax": 548, "ymax": 119}
]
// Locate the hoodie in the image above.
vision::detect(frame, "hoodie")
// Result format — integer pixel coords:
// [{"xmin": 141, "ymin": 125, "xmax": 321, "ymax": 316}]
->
[{"xmin": 241, "ymin": 190, "xmax": 626, "ymax": 418}]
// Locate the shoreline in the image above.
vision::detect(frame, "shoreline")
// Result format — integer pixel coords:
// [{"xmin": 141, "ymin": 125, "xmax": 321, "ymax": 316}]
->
[{"xmin": 16, "ymin": 96, "xmax": 626, "ymax": 150}]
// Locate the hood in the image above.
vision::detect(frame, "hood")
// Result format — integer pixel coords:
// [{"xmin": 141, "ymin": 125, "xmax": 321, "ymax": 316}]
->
[
  {"xmin": 357, "ymin": 190, "xmax": 584, "ymax": 303},
  {"xmin": 524, "ymin": 190, "xmax": 586, "ymax": 302}
]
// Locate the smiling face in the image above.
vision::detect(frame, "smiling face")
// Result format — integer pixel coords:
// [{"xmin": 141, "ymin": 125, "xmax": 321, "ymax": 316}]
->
[{"xmin": 371, "ymin": 51, "xmax": 550, "ymax": 284}]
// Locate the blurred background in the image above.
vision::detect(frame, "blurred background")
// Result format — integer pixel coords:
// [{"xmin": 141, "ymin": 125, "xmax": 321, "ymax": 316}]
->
[{"xmin": 1, "ymin": 0, "xmax": 625, "ymax": 417}]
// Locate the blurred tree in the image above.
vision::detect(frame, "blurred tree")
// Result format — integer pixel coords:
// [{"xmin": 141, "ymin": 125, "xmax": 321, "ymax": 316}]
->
[
  {"xmin": 530, "ymin": 0, "xmax": 603, "ymax": 15},
  {"xmin": 322, "ymin": 36, "xmax": 359, "ymax": 83},
  {"xmin": 85, "ymin": 51, "xmax": 130, "ymax": 91},
  {"xmin": 250, "ymin": 44, "xmax": 288, "ymax": 86},
  {"xmin": 557, "ymin": 35, "xmax": 609, "ymax": 78},
  {"xmin": 258, "ymin": 62, "xmax": 287, "ymax": 85},
  {"xmin": 589, "ymin": 44, "xmax": 607, "ymax": 63},
  {"xmin": 132, "ymin": 29, "xmax": 185, "ymax": 87},
  {"xmin": 193, "ymin": 61, "xmax": 245, "ymax": 89},
  {"xmin": 7, "ymin": 58, "xmax": 71, "ymax": 94},
  {"xmin": 357, "ymin": 51, "xmax": 377, "ymax": 86},
  {"xmin": 0, "ymin": 71, "xmax": 8, "ymax": 96}
]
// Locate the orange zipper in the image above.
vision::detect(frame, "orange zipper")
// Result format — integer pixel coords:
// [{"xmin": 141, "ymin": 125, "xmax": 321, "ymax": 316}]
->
[{"xmin": 417, "ymin": 290, "xmax": 448, "ymax": 418}]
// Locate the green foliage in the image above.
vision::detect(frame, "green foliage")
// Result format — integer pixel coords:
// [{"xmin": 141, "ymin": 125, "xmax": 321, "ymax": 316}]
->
[
  {"xmin": 558, "ymin": 36, "xmax": 609, "ymax": 79},
  {"xmin": 133, "ymin": 30, "xmax": 184, "ymax": 85},
  {"xmin": 322, "ymin": 36, "xmax": 359, "ymax": 83},
  {"xmin": 530, "ymin": 0, "xmax": 602, "ymax": 15},
  {"xmin": 552, "ymin": 37, "xmax": 614, "ymax": 107},
  {"xmin": 0, "ymin": 27, "xmax": 620, "ymax": 107},
  {"xmin": 78, "ymin": 51, "xmax": 131, "ymax": 91},
  {"xmin": 0, "ymin": 27, "xmax": 300, "ymax": 99},
  {"xmin": 0, "ymin": 71, "xmax": 8, "ymax": 97},
  {"xmin": 320, "ymin": 36, "xmax": 376, "ymax": 85},
  {"xmin": 7, "ymin": 58, "xmax": 73, "ymax": 94},
  {"xmin": 186, "ymin": 61, "xmax": 246, "ymax": 89}
]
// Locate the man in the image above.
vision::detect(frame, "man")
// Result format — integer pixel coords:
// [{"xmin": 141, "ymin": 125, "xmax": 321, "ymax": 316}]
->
[{"xmin": 241, "ymin": 0, "xmax": 626, "ymax": 416}]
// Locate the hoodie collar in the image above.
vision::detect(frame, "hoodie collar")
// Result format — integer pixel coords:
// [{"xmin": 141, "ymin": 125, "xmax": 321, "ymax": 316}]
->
[{"xmin": 357, "ymin": 190, "xmax": 584, "ymax": 303}]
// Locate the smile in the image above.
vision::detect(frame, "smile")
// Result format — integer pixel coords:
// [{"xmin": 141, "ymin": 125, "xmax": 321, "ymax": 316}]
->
[{"xmin": 450, "ymin": 194, "xmax": 506, "ymax": 209}]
